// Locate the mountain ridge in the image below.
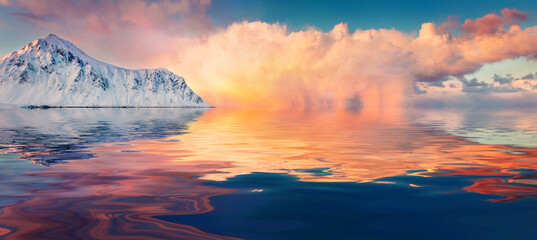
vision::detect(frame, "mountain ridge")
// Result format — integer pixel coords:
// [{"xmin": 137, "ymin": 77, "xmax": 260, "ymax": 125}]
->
[{"xmin": 0, "ymin": 34, "xmax": 209, "ymax": 107}]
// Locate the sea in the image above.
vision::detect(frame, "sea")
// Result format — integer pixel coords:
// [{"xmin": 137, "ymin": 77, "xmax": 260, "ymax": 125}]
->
[{"xmin": 1, "ymin": 107, "xmax": 537, "ymax": 239}]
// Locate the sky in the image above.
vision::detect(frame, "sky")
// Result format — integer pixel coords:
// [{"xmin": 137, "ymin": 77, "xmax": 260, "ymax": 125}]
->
[{"xmin": 1, "ymin": 0, "xmax": 537, "ymax": 108}]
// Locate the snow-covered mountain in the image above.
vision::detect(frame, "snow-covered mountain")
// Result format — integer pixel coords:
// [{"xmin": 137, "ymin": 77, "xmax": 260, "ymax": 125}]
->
[{"xmin": 0, "ymin": 34, "xmax": 209, "ymax": 107}]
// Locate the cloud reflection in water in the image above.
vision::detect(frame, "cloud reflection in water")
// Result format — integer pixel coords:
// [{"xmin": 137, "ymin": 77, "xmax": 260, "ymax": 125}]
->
[{"xmin": 1, "ymin": 107, "xmax": 537, "ymax": 238}]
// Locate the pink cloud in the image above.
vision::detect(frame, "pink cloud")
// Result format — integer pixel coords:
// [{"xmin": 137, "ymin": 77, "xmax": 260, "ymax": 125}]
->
[
  {"xmin": 2, "ymin": 0, "xmax": 212, "ymax": 35},
  {"xmin": 412, "ymin": 9, "xmax": 537, "ymax": 82},
  {"xmin": 460, "ymin": 8, "xmax": 530, "ymax": 36},
  {"xmin": 501, "ymin": 8, "xmax": 528, "ymax": 25},
  {"xmin": 85, "ymin": 14, "xmax": 111, "ymax": 35},
  {"xmin": 460, "ymin": 13, "xmax": 504, "ymax": 35}
]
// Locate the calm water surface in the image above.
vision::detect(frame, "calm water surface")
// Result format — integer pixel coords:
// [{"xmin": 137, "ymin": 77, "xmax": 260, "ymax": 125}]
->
[{"xmin": 1, "ymin": 107, "xmax": 537, "ymax": 239}]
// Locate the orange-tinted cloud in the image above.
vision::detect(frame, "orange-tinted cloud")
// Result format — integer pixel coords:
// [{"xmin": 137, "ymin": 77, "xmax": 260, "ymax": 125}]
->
[
  {"xmin": 501, "ymin": 8, "xmax": 529, "ymax": 25},
  {"xmin": 460, "ymin": 9, "xmax": 528, "ymax": 35},
  {"xmin": 460, "ymin": 13, "xmax": 504, "ymax": 35},
  {"xmin": 155, "ymin": 22, "xmax": 415, "ymax": 108},
  {"xmin": 159, "ymin": 13, "xmax": 537, "ymax": 107}
]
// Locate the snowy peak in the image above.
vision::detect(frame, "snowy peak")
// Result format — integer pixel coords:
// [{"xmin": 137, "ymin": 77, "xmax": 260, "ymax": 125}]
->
[
  {"xmin": 15, "ymin": 34, "xmax": 106, "ymax": 68},
  {"xmin": 43, "ymin": 34, "xmax": 69, "ymax": 46},
  {"xmin": 42, "ymin": 34, "xmax": 90, "ymax": 60},
  {"xmin": 39, "ymin": 34, "xmax": 75, "ymax": 52},
  {"xmin": 0, "ymin": 34, "xmax": 209, "ymax": 107}
]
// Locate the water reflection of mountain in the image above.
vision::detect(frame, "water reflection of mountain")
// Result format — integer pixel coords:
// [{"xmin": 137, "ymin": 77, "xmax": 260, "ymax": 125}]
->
[{"xmin": 0, "ymin": 108, "xmax": 207, "ymax": 166}]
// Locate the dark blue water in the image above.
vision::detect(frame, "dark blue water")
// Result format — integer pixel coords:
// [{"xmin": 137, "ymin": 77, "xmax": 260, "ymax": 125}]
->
[{"xmin": 170, "ymin": 172, "xmax": 537, "ymax": 240}]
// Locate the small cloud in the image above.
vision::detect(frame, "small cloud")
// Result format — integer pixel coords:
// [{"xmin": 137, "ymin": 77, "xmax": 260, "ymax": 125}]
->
[
  {"xmin": 459, "ymin": 8, "xmax": 530, "ymax": 36},
  {"xmin": 458, "ymin": 75, "xmax": 526, "ymax": 94},
  {"xmin": 459, "ymin": 77, "xmax": 489, "ymax": 87},
  {"xmin": 413, "ymin": 83, "xmax": 427, "ymax": 94},
  {"xmin": 493, "ymin": 74, "xmax": 514, "ymax": 84},
  {"xmin": 501, "ymin": 8, "xmax": 529, "ymax": 25},
  {"xmin": 521, "ymin": 73, "xmax": 536, "ymax": 80},
  {"xmin": 460, "ymin": 13, "xmax": 503, "ymax": 36}
]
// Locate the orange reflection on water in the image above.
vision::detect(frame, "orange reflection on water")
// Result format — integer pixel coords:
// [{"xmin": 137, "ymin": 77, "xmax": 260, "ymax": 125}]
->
[
  {"xmin": 2, "ymin": 107, "xmax": 537, "ymax": 238},
  {"xmin": 463, "ymin": 178, "xmax": 537, "ymax": 202},
  {"xmin": 60, "ymin": 107, "xmax": 537, "ymax": 203},
  {"xmin": 123, "ymin": 108, "xmax": 537, "ymax": 186}
]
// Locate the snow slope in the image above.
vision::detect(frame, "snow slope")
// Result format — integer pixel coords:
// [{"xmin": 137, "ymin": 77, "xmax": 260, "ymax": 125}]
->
[{"xmin": 0, "ymin": 34, "xmax": 209, "ymax": 107}]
